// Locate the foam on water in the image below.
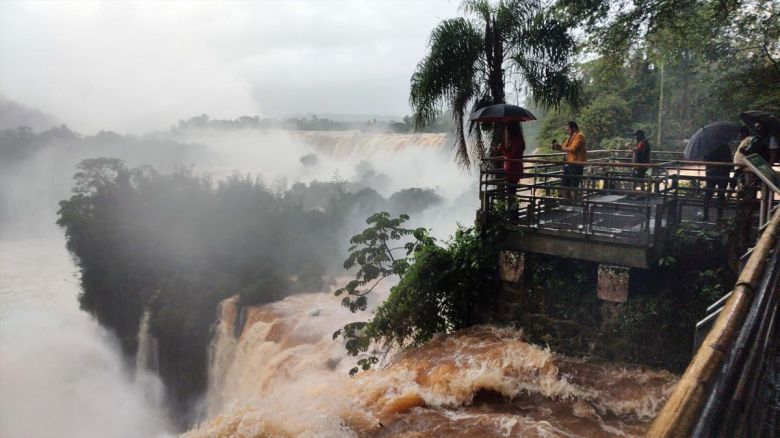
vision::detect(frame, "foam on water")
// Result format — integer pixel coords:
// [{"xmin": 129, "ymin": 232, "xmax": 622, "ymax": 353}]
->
[{"xmin": 186, "ymin": 291, "xmax": 678, "ymax": 438}]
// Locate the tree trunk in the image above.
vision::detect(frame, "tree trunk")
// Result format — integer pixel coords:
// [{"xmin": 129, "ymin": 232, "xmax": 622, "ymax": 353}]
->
[{"xmin": 488, "ymin": 17, "xmax": 506, "ymax": 155}]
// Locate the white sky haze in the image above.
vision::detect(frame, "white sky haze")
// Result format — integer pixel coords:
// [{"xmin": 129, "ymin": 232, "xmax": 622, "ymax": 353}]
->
[{"xmin": 0, "ymin": 0, "xmax": 459, "ymax": 133}]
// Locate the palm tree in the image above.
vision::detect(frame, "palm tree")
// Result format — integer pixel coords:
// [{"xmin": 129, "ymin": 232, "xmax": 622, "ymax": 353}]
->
[{"xmin": 410, "ymin": 0, "xmax": 581, "ymax": 167}]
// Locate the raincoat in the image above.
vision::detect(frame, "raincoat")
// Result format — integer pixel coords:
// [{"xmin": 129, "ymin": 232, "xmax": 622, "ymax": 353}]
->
[{"xmin": 497, "ymin": 137, "xmax": 525, "ymax": 182}]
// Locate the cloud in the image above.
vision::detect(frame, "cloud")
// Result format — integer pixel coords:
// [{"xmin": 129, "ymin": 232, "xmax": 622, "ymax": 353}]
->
[{"xmin": 0, "ymin": 0, "xmax": 458, "ymax": 134}]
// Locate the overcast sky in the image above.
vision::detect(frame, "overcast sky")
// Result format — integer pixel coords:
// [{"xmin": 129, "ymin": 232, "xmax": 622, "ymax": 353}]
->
[{"xmin": 0, "ymin": 0, "xmax": 460, "ymax": 133}]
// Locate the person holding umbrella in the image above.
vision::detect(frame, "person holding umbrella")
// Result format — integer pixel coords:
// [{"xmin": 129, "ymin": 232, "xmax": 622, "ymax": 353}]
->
[
  {"xmin": 682, "ymin": 121, "xmax": 742, "ymax": 221},
  {"xmin": 496, "ymin": 121, "xmax": 525, "ymax": 185},
  {"xmin": 469, "ymin": 103, "xmax": 535, "ymax": 218},
  {"xmin": 702, "ymin": 141, "xmax": 732, "ymax": 221},
  {"xmin": 496, "ymin": 121, "xmax": 525, "ymax": 218}
]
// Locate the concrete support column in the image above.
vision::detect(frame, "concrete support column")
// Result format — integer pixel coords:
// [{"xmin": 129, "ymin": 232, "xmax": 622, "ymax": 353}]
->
[
  {"xmin": 496, "ymin": 250, "xmax": 525, "ymax": 322},
  {"xmin": 597, "ymin": 264, "xmax": 629, "ymax": 303},
  {"xmin": 499, "ymin": 250, "xmax": 525, "ymax": 283}
]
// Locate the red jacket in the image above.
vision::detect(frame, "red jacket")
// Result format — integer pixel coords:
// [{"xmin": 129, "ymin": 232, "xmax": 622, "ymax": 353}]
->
[{"xmin": 497, "ymin": 138, "xmax": 524, "ymax": 178}]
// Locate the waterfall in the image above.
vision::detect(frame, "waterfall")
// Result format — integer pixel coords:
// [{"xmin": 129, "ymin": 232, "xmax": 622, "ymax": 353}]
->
[
  {"xmin": 135, "ymin": 309, "xmax": 159, "ymax": 377},
  {"xmin": 297, "ymin": 132, "xmax": 448, "ymax": 158},
  {"xmin": 206, "ymin": 297, "xmax": 240, "ymax": 418},
  {"xmin": 189, "ymin": 290, "xmax": 679, "ymax": 438}
]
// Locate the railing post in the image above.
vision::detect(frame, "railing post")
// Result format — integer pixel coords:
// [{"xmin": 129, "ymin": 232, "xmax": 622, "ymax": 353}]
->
[{"xmin": 760, "ymin": 182, "xmax": 768, "ymax": 228}]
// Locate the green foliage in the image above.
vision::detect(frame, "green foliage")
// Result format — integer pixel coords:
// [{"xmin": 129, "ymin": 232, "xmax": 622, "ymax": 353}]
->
[
  {"xmin": 611, "ymin": 222, "xmax": 736, "ymax": 368},
  {"xmin": 524, "ymin": 254, "xmax": 599, "ymax": 323},
  {"xmin": 57, "ymin": 159, "xmax": 446, "ymax": 418},
  {"xmin": 410, "ymin": 0, "xmax": 581, "ymax": 167},
  {"xmin": 579, "ymin": 94, "xmax": 632, "ymax": 147},
  {"xmin": 533, "ymin": 0, "xmax": 779, "ymax": 153},
  {"xmin": 518, "ymin": 219, "xmax": 738, "ymax": 370},
  {"xmin": 334, "ymin": 220, "xmax": 500, "ymax": 375},
  {"xmin": 536, "ymin": 110, "xmax": 576, "ymax": 152},
  {"xmin": 334, "ymin": 212, "xmax": 429, "ymax": 312},
  {"xmin": 658, "ymin": 256, "xmax": 676, "ymax": 267},
  {"xmin": 236, "ymin": 270, "xmax": 290, "ymax": 307},
  {"xmin": 599, "ymin": 136, "xmax": 634, "ymax": 151},
  {"xmin": 370, "ymin": 227, "xmax": 499, "ymax": 347}
]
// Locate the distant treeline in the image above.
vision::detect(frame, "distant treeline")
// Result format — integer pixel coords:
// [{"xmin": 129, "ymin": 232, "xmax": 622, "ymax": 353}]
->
[
  {"xmin": 56, "ymin": 158, "xmax": 441, "ymax": 426},
  {"xmin": 0, "ymin": 125, "xmax": 78, "ymax": 163},
  {"xmin": 0, "ymin": 112, "xmax": 451, "ymax": 167},
  {"xmin": 173, "ymin": 113, "xmax": 451, "ymax": 134},
  {"xmin": 533, "ymin": 0, "xmax": 780, "ymax": 152},
  {"xmin": 0, "ymin": 125, "xmax": 203, "ymax": 167}
]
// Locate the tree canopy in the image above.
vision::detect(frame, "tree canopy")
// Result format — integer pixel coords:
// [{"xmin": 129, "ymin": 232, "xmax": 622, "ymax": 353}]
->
[
  {"xmin": 57, "ymin": 158, "xmax": 445, "ymax": 423},
  {"xmin": 410, "ymin": 0, "xmax": 581, "ymax": 167}
]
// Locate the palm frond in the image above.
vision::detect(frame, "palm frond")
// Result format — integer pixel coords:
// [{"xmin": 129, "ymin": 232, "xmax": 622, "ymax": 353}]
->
[
  {"xmin": 467, "ymin": 93, "xmax": 493, "ymax": 161},
  {"xmin": 410, "ymin": 17, "xmax": 483, "ymax": 167},
  {"xmin": 509, "ymin": 11, "xmax": 582, "ymax": 109},
  {"xmin": 460, "ymin": 0, "xmax": 492, "ymax": 23},
  {"xmin": 495, "ymin": 0, "xmax": 539, "ymax": 33}
]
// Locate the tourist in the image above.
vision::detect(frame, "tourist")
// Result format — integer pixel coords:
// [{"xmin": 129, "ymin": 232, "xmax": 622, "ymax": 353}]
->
[
  {"xmin": 496, "ymin": 121, "xmax": 525, "ymax": 185},
  {"xmin": 554, "ymin": 121, "xmax": 587, "ymax": 199},
  {"xmin": 630, "ymin": 129, "xmax": 651, "ymax": 189},
  {"xmin": 497, "ymin": 122, "xmax": 525, "ymax": 218},
  {"xmin": 743, "ymin": 121, "xmax": 779, "ymax": 163},
  {"xmin": 702, "ymin": 142, "xmax": 732, "ymax": 221},
  {"xmin": 730, "ymin": 125, "xmax": 751, "ymax": 189}
]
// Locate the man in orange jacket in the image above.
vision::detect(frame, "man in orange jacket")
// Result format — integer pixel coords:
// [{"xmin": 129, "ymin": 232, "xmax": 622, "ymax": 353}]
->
[{"xmin": 555, "ymin": 121, "xmax": 587, "ymax": 199}]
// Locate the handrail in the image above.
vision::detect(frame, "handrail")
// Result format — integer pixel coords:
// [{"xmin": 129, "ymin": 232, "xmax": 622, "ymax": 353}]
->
[
  {"xmin": 485, "ymin": 156, "xmax": 744, "ymax": 169},
  {"xmin": 646, "ymin": 207, "xmax": 780, "ymax": 437}
]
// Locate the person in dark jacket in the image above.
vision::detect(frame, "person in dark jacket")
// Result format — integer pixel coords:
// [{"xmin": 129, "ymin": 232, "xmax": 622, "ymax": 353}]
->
[
  {"xmin": 702, "ymin": 142, "xmax": 732, "ymax": 221},
  {"xmin": 630, "ymin": 130, "xmax": 651, "ymax": 189},
  {"xmin": 743, "ymin": 121, "xmax": 779, "ymax": 163}
]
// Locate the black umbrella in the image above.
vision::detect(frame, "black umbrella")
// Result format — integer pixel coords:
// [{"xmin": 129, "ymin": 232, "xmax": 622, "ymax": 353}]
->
[
  {"xmin": 740, "ymin": 111, "xmax": 780, "ymax": 135},
  {"xmin": 469, "ymin": 103, "xmax": 536, "ymax": 123},
  {"xmin": 684, "ymin": 121, "xmax": 742, "ymax": 160}
]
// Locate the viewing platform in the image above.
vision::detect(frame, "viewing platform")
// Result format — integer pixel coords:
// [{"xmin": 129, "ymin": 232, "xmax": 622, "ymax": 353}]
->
[
  {"xmin": 477, "ymin": 150, "xmax": 780, "ymax": 436},
  {"xmin": 478, "ymin": 150, "xmax": 775, "ymax": 269}
]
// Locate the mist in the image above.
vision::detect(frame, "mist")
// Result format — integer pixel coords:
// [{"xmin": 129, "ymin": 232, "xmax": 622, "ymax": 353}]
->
[
  {"xmin": 0, "ymin": 100, "xmax": 484, "ymax": 433},
  {"xmin": 0, "ymin": 239, "xmax": 173, "ymax": 438},
  {"xmin": 0, "ymin": 1, "xmax": 489, "ymax": 434},
  {"xmin": 0, "ymin": 1, "xmax": 460, "ymax": 133}
]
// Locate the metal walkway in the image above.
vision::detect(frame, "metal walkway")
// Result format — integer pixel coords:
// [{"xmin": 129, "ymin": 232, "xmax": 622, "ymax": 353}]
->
[{"xmin": 478, "ymin": 150, "xmax": 765, "ymax": 268}]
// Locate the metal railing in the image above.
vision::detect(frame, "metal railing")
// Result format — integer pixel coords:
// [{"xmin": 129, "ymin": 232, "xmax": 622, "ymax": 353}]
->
[
  {"xmin": 479, "ymin": 151, "xmax": 751, "ymax": 249},
  {"xmin": 478, "ymin": 150, "xmax": 780, "ymax": 436},
  {"xmin": 647, "ymin": 207, "xmax": 780, "ymax": 437}
]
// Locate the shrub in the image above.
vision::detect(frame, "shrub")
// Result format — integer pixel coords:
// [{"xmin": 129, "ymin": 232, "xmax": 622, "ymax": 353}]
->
[{"xmin": 334, "ymin": 214, "xmax": 500, "ymax": 374}]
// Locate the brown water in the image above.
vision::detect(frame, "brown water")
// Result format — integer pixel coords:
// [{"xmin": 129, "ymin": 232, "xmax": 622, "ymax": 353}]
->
[{"xmin": 185, "ymin": 292, "xmax": 677, "ymax": 438}]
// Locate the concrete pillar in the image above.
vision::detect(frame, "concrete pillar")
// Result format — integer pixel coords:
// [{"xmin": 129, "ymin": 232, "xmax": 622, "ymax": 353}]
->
[
  {"xmin": 499, "ymin": 250, "xmax": 524, "ymax": 283},
  {"xmin": 597, "ymin": 264, "xmax": 629, "ymax": 302},
  {"xmin": 496, "ymin": 250, "xmax": 525, "ymax": 322}
]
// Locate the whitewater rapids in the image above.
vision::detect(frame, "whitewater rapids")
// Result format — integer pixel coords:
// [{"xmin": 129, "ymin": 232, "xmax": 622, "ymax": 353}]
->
[{"xmin": 185, "ymin": 290, "xmax": 677, "ymax": 438}]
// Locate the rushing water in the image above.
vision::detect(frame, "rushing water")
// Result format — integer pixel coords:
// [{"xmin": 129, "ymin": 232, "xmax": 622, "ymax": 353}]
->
[
  {"xmin": 187, "ymin": 292, "xmax": 677, "ymax": 438},
  {"xmin": 0, "ymin": 236, "xmax": 172, "ymax": 437},
  {"xmin": 1, "ymin": 130, "xmax": 677, "ymax": 437}
]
